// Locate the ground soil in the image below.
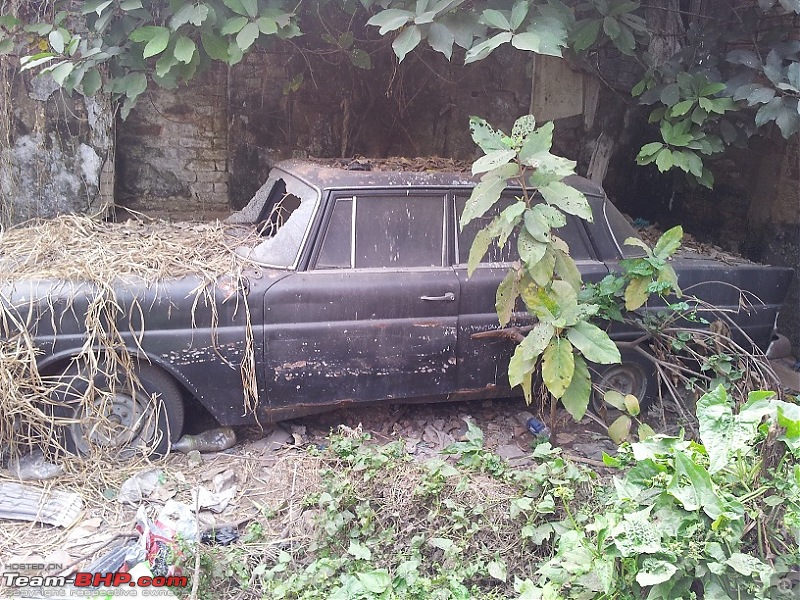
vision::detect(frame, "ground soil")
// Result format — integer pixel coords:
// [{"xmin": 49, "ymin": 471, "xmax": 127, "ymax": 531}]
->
[{"xmin": 0, "ymin": 397, "xmax": 625, "ymax": 584}]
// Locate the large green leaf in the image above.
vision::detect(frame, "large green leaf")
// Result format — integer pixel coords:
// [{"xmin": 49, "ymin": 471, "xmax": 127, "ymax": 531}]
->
[
  {"xmin": 652, "ymin": 225, "xmax": 683, "ymax": 259},
  {"xmin": 174, "ymin": 36, "xmax": 196, "ymax": 63},
  {"xmin": 464, "ymin": 31, "xmax": 512, "ymax": 64},
  {"xmin": 560, "ymin": 354, "xmax": 591, "ymax": 419},
  {"xmin": 509, "ymin": 344, "xmax": 536, "ymax": 388},
  {"xmin": 356, "ymin": 570, "xmax": 391, "ymax": 594},
  {"xmin": 554, "ymin": 248, "xmax": 581, "ymax": 292},
  {"xmin": 527, "ymin": 247, "xmax": 556, "ymax": 286},
  {"xmin": 636, "ymin": 559, "xmax": 678, "ymax": 587},
  {"xmin": 524, "ymin": 205, "xmax": 552, "ymax": 243},
  {"xmin": 201, "ymin": 32, "xmax": 230, "ymax": 61},
  {"xmin": 366, "ymin": 8, "xmax": 415, "ymax": 34},
  {"xmin": 392, "ymin": 24, "xmax": 422, "ymax": 62},
  {"xmin": 222, "ymin": 0, "xmax": 248, "ymax": 17},
  {"xmin": 472, "ymin": 149, "xmax": 516, "ymax": 175},
  {"xmin": 542, "ymin": 337, "xmax": 574, "ymax": 399},
  {"xmin": 481, "ymin": 9, "xmax": 511, "ymax": 30},
  {"xmin": 540, "ymin": 181, "xmax": 592, "ymax": 221},
  {"xmin": 236, "ymin": 21, "xmax": 260, "ymax": 51},
  {"xmin": 519, "ymin": 122, "xmax": 554, "ymax": 164},
  {"xmin": 140, "ymin": 27, "xmax": 171, "ymax": 58},
  {"xmin": 221, "ymin": 16, "xmax": 248, "ymax": 35},
  {"xmin": 607, "ymin": 415, "xmax": 631, "ymax": 444},
  {"xmin": 522, "ymin": 321, "xmax": 556, "ymax": 361},
  {"xmin": 667, "ymin": 451, "xmax": 728, "ymax": 519},
  {"xmin": 697, "ymin": 386, "xmax": 774, "ymax": 474},
  {"xmin": 511, "ymin": 16, "xmax": 567, "ymax": 57},
  {"xmin": 624, "ymin": 276, "xmax": 650, "ymax": 310},
  {"xmin": 81, "ymin": 67, "xmax": 102, "ymax": 96},
  {"xmin": 571, "ymin": 18, "xmax": 600, "ymax": 52},
  {"xmin": 460, "ymin": 163, "xmax": 518, "ymax": 228},
  {"xmin": 427, "ymin": 22, "xmax": 455, "ymax": 59},
  {"xmin": 467, "ymin": 225, "xmax": 493, "ymax": 277},
  {"xmin": 566, "ymin": 321, "xmax": 620, "ymax": 364},
  {"xmin": 517, "ymin": 229, "xmax": 547, "ymax": 266}
]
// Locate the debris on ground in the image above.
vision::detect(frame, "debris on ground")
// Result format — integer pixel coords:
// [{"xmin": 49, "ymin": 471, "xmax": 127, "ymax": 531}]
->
[
  {"xmin": 7, "ymin": 449, "xmax": 63, "ymax": 481},
  {"xmin": 0, "ymin": 482, "xmax": 82, "ymax": 527},
  {"xmin": 172, "ymin": 426, "xmax": 237, "ymax": 453},
  {"xmin": 117, "ymin": 469, "xmax": 163, "ymax": 505}
]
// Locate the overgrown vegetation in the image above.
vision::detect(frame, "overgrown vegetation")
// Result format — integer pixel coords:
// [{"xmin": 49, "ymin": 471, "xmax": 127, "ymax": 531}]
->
[
  {"xmin": 2, "ymin": 1, "xmax": 799, "ymax": 183},
  {"xmin": 0, "ymin": 216, "xmax": 258, "ymax": 459},
  {"xmin": 181, "ymin": 387, "xmax": 799, "ymax": 598}
]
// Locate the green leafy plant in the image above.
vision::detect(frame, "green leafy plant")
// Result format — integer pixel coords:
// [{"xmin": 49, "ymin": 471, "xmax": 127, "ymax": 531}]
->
[
  {"xmin": 526, "ymin": 385, "xmax": 800, "ymax": 599},
  {"xmin": 460, "ymin": 114, "xmax": 687, "ymax": 422}
]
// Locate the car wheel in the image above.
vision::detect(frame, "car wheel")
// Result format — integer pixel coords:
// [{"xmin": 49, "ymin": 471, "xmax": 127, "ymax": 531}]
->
[
  {"xmin": 53, "ymin": 359, "xmax": 185, "ymax": 457},
  {"xmin": 591, "ymin": 350, "xmax": 657, "ymax": 418}
]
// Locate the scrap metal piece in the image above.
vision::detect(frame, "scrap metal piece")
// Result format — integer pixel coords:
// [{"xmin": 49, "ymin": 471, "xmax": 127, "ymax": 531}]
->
[{"xmin": 0, "ymin": 482, "xmax": 83, "ymax": 527}]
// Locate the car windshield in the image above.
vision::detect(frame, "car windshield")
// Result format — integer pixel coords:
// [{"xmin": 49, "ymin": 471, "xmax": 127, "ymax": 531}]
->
[{"xmin": 230, "ymin": 173, "xmax": 319, "ymax": 269}]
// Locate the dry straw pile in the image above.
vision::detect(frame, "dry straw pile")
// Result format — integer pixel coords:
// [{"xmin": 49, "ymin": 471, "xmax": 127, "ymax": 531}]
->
[{"xmin": 0, "ymin": 214, "xmax": 260, "ymax": 463}]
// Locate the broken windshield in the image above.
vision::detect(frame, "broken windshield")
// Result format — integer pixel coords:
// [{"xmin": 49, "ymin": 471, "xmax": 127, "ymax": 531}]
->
[{"xmin": 231, "ymin": 173, "xmax": 319, "ymax": 269}]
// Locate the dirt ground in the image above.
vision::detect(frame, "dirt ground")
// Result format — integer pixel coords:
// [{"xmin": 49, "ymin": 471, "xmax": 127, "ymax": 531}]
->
[{"xmin": 0, "ymin": 396, "xmax": 629, "ymax": 587}]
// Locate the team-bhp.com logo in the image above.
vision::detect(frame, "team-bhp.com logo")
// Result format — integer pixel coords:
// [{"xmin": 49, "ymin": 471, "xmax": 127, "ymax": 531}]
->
[{"xmin": 3, "ymin": 570, "xmax": 187, "ymax": 591}]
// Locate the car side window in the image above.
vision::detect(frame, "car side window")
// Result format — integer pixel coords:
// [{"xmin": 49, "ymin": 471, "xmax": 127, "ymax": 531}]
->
[
  {"xmin": 316, "ymin": 194, "xmax": 446, "ymax": 269},
  {"xmin": 456, "ymin": 194, "xmax": 595, "ymax": 264}
]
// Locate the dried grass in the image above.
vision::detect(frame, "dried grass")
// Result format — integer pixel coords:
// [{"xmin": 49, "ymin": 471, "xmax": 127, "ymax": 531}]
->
[{"xmin": 0, "ymin": 214, "xmax": 261, "ymax": 464}]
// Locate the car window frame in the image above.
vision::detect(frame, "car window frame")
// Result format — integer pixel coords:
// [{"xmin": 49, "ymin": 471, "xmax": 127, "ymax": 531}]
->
[
  {"xmin": 452, "ymin": 189, "xmax": 602, "ymax": 267},
  {"xmin": 310, "ymin": 189, "xmax": 451, "ymax": 271}
]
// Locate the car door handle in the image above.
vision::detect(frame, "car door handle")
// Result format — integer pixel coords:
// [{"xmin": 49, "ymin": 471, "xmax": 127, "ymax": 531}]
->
[{"xmin": 420, "ymin": 292, "xmax": 456, "ymax": 302}]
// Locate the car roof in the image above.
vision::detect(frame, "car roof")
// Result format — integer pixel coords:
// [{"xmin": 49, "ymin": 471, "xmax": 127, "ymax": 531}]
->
[{"xmin": 272, "ymin": 159, "xmax": 606, "ymax": 197}]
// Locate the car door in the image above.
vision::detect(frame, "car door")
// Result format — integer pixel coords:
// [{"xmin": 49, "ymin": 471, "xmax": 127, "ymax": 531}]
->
[
  {"xmin": 454, "ymin": 192, "xmax": 609, "ymax": 392},
  {"xmin": 263, "ymin": 190, "xmax": 459, "ymax": 410}
]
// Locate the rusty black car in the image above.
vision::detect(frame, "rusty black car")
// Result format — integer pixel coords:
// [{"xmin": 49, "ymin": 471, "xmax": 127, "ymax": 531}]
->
[{"xmin": 8, "ymin": 160, "xmax": 793, "ymax": 454}]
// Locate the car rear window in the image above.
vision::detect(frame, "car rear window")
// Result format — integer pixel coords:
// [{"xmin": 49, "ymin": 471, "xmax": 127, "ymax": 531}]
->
[{"xmin": 456, "ymin": 194, "xmax": 595, "ymax": 264}]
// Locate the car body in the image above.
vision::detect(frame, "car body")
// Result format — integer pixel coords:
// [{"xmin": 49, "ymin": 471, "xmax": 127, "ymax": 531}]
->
[{"xmin": 4, "ymin": 160, "xmax": 793, "ymax": 451}]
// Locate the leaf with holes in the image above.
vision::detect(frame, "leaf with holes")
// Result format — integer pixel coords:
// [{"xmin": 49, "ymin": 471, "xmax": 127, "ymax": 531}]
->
[
  {"xmin": 495, "ymin": 268, "xmax": 520, "ymax": 326},
  {"xmin": 469, "ymin": 116, "xmax": 508, "ymax": 153},
  {"xmin": 542, "ymin": 337, "xmax": 574, "ymax": 399},
  {"xmin": 540, "ymin": 181, "xmax": 591, "ymax": 221},
  {"xmin": 518, "ymin": 229, "xmax": 547, "ymax": 267}
]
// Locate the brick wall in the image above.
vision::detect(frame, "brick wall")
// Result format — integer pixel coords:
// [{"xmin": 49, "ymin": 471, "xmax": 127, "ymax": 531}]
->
[{"xmin": 116, "ymin": 65, "xmax": 229, "ymax": 220}]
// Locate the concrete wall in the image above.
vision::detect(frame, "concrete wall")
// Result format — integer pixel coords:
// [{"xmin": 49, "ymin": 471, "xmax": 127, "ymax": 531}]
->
[{"xmin": 0, "ymin": 55, "xmax": 114, "ymax": 226}]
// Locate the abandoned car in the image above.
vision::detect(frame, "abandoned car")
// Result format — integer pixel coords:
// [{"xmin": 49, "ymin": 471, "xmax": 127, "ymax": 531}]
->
[{"xmin": 3, "ymin": 160, "xmax": 793, "ymax": 454}]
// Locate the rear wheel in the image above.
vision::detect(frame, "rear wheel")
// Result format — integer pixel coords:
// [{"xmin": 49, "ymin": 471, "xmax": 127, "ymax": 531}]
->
[{"xmin": 52, "ymin": 359, "xmax": 184, "ymax": 457}]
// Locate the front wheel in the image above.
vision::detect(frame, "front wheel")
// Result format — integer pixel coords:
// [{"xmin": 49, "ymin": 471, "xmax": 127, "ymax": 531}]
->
[
  {"xmin": 52, "ymin": 359, "xmax": 185, "ymax": 457},
  {"xmin": 591, "ymin": 350, "xmax": 658, "ymax": 419}
]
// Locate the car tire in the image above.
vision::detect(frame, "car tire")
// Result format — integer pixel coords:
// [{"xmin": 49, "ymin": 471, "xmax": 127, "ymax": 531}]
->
[
  {"xmin": 591, "ymin": 350, "xmax": 658, "ymax": 418},
  {"xmin": 52, "ymin": 359, "xmax": 185, "ymax": 457}
]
